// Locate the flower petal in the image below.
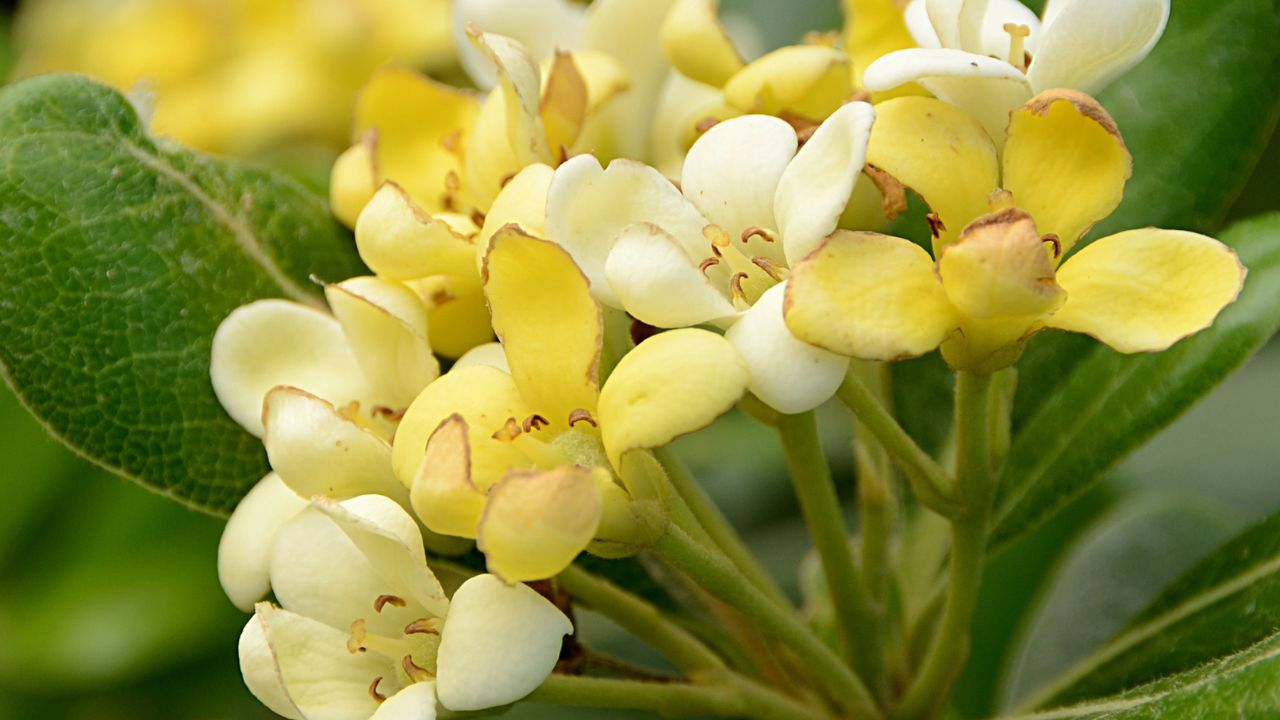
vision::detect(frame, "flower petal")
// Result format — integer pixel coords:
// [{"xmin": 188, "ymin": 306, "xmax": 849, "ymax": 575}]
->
[
  {"xmin": 371, "ymin": 682, "xmax": 438, "ymax": 720},
  {"xmin": 1028, "ymin": 0, "xmax": 1169, "ymax": 95},
  {"xmin": 435, "ymin": 574, "xmax": 573, "ymax": 711},
  {"xmin": 452, "ymin": 0, "xmax": 586, "ymax": 90},
  {"xmin": 327, "ymin": 277, "xmax": 440, "ymax": 410},
  {"xmin": 469, "ymin": 29, "xmax": 551, "ymax": 167},
  {"xmin": 776, "ymin": 101, "xmax": 875, "ymax": 266},
  {"xmin": 331, "ymin": 138, "xmax": 378, "ymax": 229},
  {"xmin": 661, "ymin": 0, "xmax": 745, "ymax": 87},
  {"xmin": 1047, "ymin": 228, "xmax": 1245, "ymax": 353},
  {"xmin": 219, "ymin": 473, "xmax": 307, "ymax": 612},
  {"xmin": 924, "ymin": 0, "xmax": 988, "ymax": 51},
  {"xmin": 484, "ymin": 226, "xmax": 601, "ymax": 428},
  {"xmin": 723, "ymin": 45, "xmax": 854, "ymax": 121},
  {"xmin": 411, "ymin": 415, "xmax": 489, "ymax": 539},
  {"xmin": 541, "ymin": 51, "xmax": 590, "ymax": 156},
  {"xmin": 211, "ymin": 300, "xmax": 366, "ymax": 437},
  {"xmin": 598, "ymin": 328, "xmax": 748, "ymax": 467},
  {"xmin": 477, "ymin": 466, "xmax": 603, "ymax": 581},
  {"xmin": 545, "ymin": 155, "xmax": 710, "ymax": 306},
  {"xmin": 604, "ymin": 222, "xmax": 736, "ymax": 327},
  {"xmin": 847, "ymin": 0, "xmax": 924, "ymax": 89},
  {"xmin": 355, "ymin": 183, "xmax": 478, "ymax": 281},
  {"xmin": 262, "ymin": 387, "xmax": 407, "ymax": 504},
  {"xmin": 863, "ymin": 95, "xmax": 998, "ymax": 251},
  {"xmin": 1003, "ymin": 90, "xmax": 1131, "ymax": 256},
  {"xmin": 784, "ymin": 230, "xmax": 958, "ymax": 360},
  {"xmin": 453, "ymin": 342, "xmax": 512, "ymax": 374},
  {"xmin": 477, "ymin": 163, "xmax": 555, "ymax": 271},
  {"xmin": 238, "ymin": 613, "xmax": 303, "ymax": 720},
  {"xmin": 725, "ymin": 284, "xmax": 849, "ymax": 414}
]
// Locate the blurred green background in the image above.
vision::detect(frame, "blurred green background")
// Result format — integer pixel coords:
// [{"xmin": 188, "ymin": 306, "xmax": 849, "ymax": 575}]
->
[{"xmin": 1, "ymin": 0, "xmax": 1278, "ymax": 718}]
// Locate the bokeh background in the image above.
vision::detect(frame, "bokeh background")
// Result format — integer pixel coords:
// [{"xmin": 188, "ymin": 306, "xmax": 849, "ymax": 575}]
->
[{"xmin": 0, "ymin": 1, "xmax": 1277, "ymax": 718}]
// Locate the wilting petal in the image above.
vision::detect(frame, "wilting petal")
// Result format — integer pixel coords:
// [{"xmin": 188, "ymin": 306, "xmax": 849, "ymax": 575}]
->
[
  {"xmin": 219, "ymin": 473, "xmax": 307, "ymax": 611},
  {"xmin": 784, "ymin": 230, "xmax": 958, "ymax": 360},
  {"xmin": 864, "ymin": 96, "xmax": 998, "ymax": 251},
  {"xmin": 545, "ymin": 155, "xmax": 710, "ymax": 306},
  {"xmin": 598, "ymin": 329, "xmax": 748, "ymax": 467},
  {"xmin": 477, "ymin": 466, "xmax": 603, "ymax": 581},
  {"xmin": 725, "ymin": 284, "xmax": 849, "ymax": 414},
  {"xmin": 776, "ymin": 101, "xmax": 875, "ymax": 266},
  {"xmin": 605, "ymin": 223, "xmax": 736, "ymax": 327},
  {"xmin": 484, "ymin": 227, "xmax": 602, "ymax": 428},
  {"xmin": 470, "ymin": 29, "xmax": 551, "ymax": 166},
  {"xmin": 211, "ymin": 300, "xmax": 366, "ymax": 436},
  {"xmin": 411, "ymin": 415, "xmax": 489, "ymax": 539},
  {"xmin": 477, "ymin": 163, "xmax": 555, "ymax": 270},
  {"xmin": 239, "ymin": 613, "xmax": 303, "ymax": 720},
  {"xmin": 262, "ymin": 387, "xmax": 407, "ymax": 504},
  {"xmin": 723, "ymin": 45, "xmax": 854, "ymax": 121},
  {"xmin": 1028, "ymin": 0, "xmax": 1169, "ymax": 95},
  {"xmin": 541, "ymin": 51, "xmax": 590, "ymax": 155},
  {"xmin": 327, "ymin": 277, "xmax": 440, "ymax": 410},
  {"xmin": 355, "ymin": 183, "xmax": 478, "ymax": 281},
  {"xmin": 453, "ymin": 0, "xmax": 586, "ymax": 89},
  {"xmin": 1003, "ymin": 90, "xmax": 1130, "ymax": 256},
  {"xmin": 1047, "ymin": 228, "xmax": 1245, "ymax": 353},
  {"xmin": 661, "ymin": 0, "xmax": 745, "ymax": 87},
  {"xmin": 680, "ymin": 114, "xmax": 797, "ymax": 257},
  {"xmin": 371, "ymin": 681, "xmax": 438, "ymax": 720},
  {"xmin": 436, "ymin": 574, "xmax": 573, "ymax": 711}
]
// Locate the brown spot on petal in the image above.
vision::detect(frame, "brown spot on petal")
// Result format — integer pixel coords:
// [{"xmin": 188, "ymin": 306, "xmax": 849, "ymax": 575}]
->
[
  {"xmin": 694, "ymin": 116, "xmax": 720, "ymax": 135},
  {"xmin": 1022, "ymin": 89, "xmax": 1125, "ymax": 149},
  {"xmin": 440, "ymin": 129, "xmax": 462, "ymax": 154},
  {"xmin": 864, "ymin": 164, "xmax": 907, "ymax": 221}
]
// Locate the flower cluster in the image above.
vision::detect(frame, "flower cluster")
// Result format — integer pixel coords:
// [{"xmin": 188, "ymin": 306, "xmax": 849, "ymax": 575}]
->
[{"xmin": 210, "ymin": 0, "xmax": 1244, "ymax": 718}]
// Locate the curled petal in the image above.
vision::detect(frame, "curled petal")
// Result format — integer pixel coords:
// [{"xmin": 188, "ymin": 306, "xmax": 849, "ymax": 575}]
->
[
  {"xmin": 477, "ymin": 163, "xmax": 555, "ymax": 270},
  {"xmin": 238, "ymin": 613, "xmax": 303, "ymax": 720},
  {"xmin": 477, "ymin": 466, "xmax": 603, "ymax": 582},
  {"xmin": 723, "ymin": 45, "xmax": 854, "ymax": 121},
  {"xmin": 327, "ymin": 277, "xmax": 440, "ymax": 410},
  {"xmin": 1028, "ymin": 0, "xmax": 1169, "ymax": 95},
  {"xmin": 355, "ymin": 183, "xmax": 477, "ymax": 281},
  {"xmin": 604, "ymin": 222, "xmax": 736, "ymax": 327},
  {"xmin": 1047, "ymin": 228, "xmax": 1245, "ymax": 353},
  {"xmin": 411, "ymin": 415, "xmax": 488, "ymax": 539},
  {"xmin": 218, "ymin": 473, "xmax": 307, "ymax": 612},
  {"xmin": 452, "ymin": 0, "xmax": 586, "ymax": 89},
  {"xmin": 661, "ymin": 0, "xmax": 745, "ymax": 87},
  {"xmin": 469, "ymin": 29, "xmax": 551, "ymax": 166}
]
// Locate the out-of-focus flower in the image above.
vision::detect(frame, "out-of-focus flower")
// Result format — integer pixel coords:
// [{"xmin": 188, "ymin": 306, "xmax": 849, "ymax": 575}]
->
[
  {"xmin": 9, "ymin": 0, "xmax": 453, "ymax": 155},
  {"xmin": 864, "ymin": 0, "xmax": 1170, "ymax": 142}
]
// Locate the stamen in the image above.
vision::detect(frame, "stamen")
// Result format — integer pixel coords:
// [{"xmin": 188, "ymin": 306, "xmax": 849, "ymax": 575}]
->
[
  {"xmin": 470, "ymin": 208, "xmax": 487, "ymax": 229},
  {"xmin": 1004, "ymin": 23, "xmax": 1031, "ymax": 72},
  {"xmin": 369, "ymin": 677, "xmax": 388, "ymax": 703},
  {"xmin": 741, "ymin": 227, "xmax": 775, "ymax": 244},
  {"xmin": 372, "ymin": 406, "xmax": 406, "ymax": 421},
  {"xmin": 568, "ymin": 409, "xmax": 598, "ymax": 428},
  {"xmin": 404, "ymin": 618, "xmax": 443, "ymax": 636},
  {"xmin": 926, "ymin": 213, "xmax": 947, "ymax": 240},
  {"xmin": 1042, "ymin": 233, "xmax": 1062, "ymax": 259},
  {"xmin": 374, "ymin": 595, "xmax": 407, "ymax": 613},
  {"xmin": 492, "ymin": 417, "xmax": 522, "ymax": 441},
  {"xmin": 729, "ymin": 272, "xmax": 750, "ymax": 306},
  {"xmin": 347, "ymin": 619, "xmax": 368, "ymax": 654},
  {"xmin": 698, "ymin": 256, "xmax": 721, "ymax": 275},
  {"xmin": 694, "ymin": 116, "xmax": 720, "ymax": 134},
  {"xmin": 522, "ymin": 414, "xmax": 550, "ymax": 433},
  {"xmin": 751, "ymin": 256, "xmax": 786, "ymax": 282},
  {"xmin": 402, "ymin": 655, "xmax": 435, "ymax": 682}
]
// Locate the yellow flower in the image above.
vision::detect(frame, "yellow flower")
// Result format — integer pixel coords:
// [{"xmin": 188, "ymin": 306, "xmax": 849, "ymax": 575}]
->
[
  {"xmin": 390, "ymin": 227, "xmax": 750, "ymax": 582},
  {"xmin": 782, "ymin": 91, "xmax": 1245, "ymax": 374}
]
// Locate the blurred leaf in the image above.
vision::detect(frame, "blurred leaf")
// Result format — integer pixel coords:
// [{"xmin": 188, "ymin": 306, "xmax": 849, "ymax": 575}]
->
[
  {"xmin": 996, "ymin": 630, "xmax": 1280, "ymax": 720},
  {"xmin": 1012, "ymin": 506, "xmax": 1280, "ymax": 710},
  {"xmin": 0, "ymin": 74, "xmax": 364, "ymax": 515},
  {"xmin": 991, "ymin": 213, "xmax": 1280, "ymax": 555},
  {"xmin": 997, "ymin": 494, "xmax": 1238, "ymax": 710}
]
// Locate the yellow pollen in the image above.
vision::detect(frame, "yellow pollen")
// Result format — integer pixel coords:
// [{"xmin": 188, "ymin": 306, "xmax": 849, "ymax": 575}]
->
[{"xmin": 1004, "ymin": 23, "xmax": 1031, "ymax": 71}]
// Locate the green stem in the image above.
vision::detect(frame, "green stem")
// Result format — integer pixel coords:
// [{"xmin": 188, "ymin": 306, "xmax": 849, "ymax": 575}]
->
[
  {"xmin": 837, "ymin": 371, "xmax": 958, "ymax": 516},
  {"xmin": 526, "ymin": 675, "xmax": 826, "ymax": 720},
  {"xmin": 656, "ymin": 525, "xmax": 882, "ymax": 719},
  {"xmin": 777, "ymin": 411, "xmax": 881, "ymax": 695},
  {"xmin": 854, "ymin": 361, "xmax": 896, "ymax": 610},
  {"xmin": 892, "ymin": 371, "xmax": 995, "ymax": 720},
  {"xmin": 655, "ymin": 446, "xmax": 790, "ymax": 607}
]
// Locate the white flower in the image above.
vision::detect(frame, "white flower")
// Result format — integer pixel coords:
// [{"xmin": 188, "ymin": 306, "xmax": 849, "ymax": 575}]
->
[{"xmin": 864, "ymin": 0, "xmax": 1169, "ymax": 142}]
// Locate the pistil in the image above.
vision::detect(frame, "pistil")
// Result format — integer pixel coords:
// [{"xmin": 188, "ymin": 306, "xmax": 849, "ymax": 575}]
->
[{"xmin": 1004, "ymin": 23, "xmax": 1031, "ymax": 72}]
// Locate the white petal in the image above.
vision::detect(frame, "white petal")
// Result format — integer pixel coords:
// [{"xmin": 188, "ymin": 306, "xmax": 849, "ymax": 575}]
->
[
  {"xmin": 453, "ymin": 342, "xmax": 512, "ymax": 374},
  {"xmin": 435, "ymin": 575, "xmax": 573, "ymax": 711},
  {"xmin": 218, "ymin": 473, "xmax": 307, "ymax": 612},
  {"xmin": 239, "ymin": 613, "xmax": 303, "ymax": 720},
  {"xmin": 452, "ymin": 0, "xmax": 586, "ymax": 89},
  {"xmin": 681, "ymin": 114, "xmax": 797, "ymax": 261},
  {"xmin": 904, "ymin": 0, "xmax": 942, "ymax": 47},
  {"xmin": 371, "ymin": 682, "xmax": 438, "ymax": 720},
  {"xmin": 977, "ymin": 0, "xmax": 1041, "ymax": 58},
  {"xmin": 775, "ymin": 101, "xmax": 875, "ymax": 267},
  {"xmin": 1027, "ymin": 0, "xmax": 1169, "ymax": 95},
  {"xmin": 724, "ymin": 284, "xmax": 849, "ymax": 414},
  {"xmin": 864, "ymin": 48, "xmax": 1033, "ymax": 142},
  {"xmin": 211, "ymin": 300, "xmax": 366, "ymax": 436},
  {"xmin": 545, "ymin": 155, "xmax": 710, "ymax": 307},
  {"xmin": 605, "ymin": 222, "xmax": 737, "ymax": 327},
  {"xmin": 925, "ymin": 0, "xmax": 988, "ymax": 50}
]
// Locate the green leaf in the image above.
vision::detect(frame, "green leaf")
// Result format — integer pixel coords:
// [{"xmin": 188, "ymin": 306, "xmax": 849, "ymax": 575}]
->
[
  {"xmin": 1010, "ymin": 507, "xmax": 1280, "ymax": 711},
  {"xmin": 995, "ymin": 630, "xmax": 1280, "ymax": 720},
  {"xmin": 0, "ymin": 75, "xmax": 365, "ymax": 514},
  {"xmin": 990, "ymin": 213, "xmax": 1280, "ymax": 555}
]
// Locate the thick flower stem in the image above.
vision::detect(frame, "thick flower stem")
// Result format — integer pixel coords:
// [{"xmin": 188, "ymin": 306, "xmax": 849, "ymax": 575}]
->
[
  {"xmin": 525, "ymin": 674, "xmax": 827, "ymax": 720},
  {"xmin": 655, "ymin": 525, "xmax": 882, "ymax": 719},
  {"xmin": 655, "ymin": 446, "xmax": 791, "ymax": 607},
  {"xmin": 777, "ymin": 411, "xmax": 883, "ymax": 697},
  {"xmin": 892, "ymin": 371, "xmax": 996, "ymax": 720},
  {"xmin": 837, "ymin": 371, "xmax": 959, "ymax": 516}
]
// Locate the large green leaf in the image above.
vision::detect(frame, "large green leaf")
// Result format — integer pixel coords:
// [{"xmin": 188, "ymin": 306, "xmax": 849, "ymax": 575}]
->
[
  {"xmin": 1010, "ymin": 507, "xmax": 1280, "ymax": 710},
  {"xmin": 995, "ymin": 630, "xmax": 1280, "ymax": 720},
  {"xmin": 990, "ymin": 213, "xmax": 1280, "ymax": 555},
  {"xmin": 0, "ymin": 75, "xmax": 364, "ymax": 514}
]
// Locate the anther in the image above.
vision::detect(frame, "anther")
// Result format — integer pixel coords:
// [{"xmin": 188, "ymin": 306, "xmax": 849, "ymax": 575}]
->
[
  {"xmin": 374, "ymin": 595, "xmax": 406, "ymax": 613},
  {"xmin": 742, "ymin": 227, "xmax": 775, "ymax": 244},
  {"xmin": 751, "ymin": 256, "xmax": 785, "ymax": 282},
  {"xmin": 729, "ymin": 272, "xmax": 750, "ymax": 305},
  {"xmin": 926, "ymin": 213, "xmax": 947, "ymax": 239},
  {"xmin": 404, "ymin": 618, "xmax": 442, "ymax": 636},
  {"xmin": 369, "ymin": 677, "xmax": 387, "ymax": 703},
  {"xmin": 347, "ymin": 619, "xmax": 368, "ymax": 654},
  {"xmin": 1042, "ymin": 233, "xmax": 1062, "ymax": 259},
  {"xmin": 402, "ymin": 655, "xmax": 435, "ymax": 682},
  {"xmin": 702, "ymin": 224, "xmax": 732, "ymax": 248},
  {"xmin": 698, "ymin": 257, "xmax": 721, "ymax": 275},
  {"xmin": 522, "ymin": 414, "xmax": 550, "ymax": 433},
  {"xmin": 1003, "ymin": 23, "xmax": 1031, "ymax": 71},
  {"xmin": 372, "ymin": 406, "xmax": 406, "ymax": 421},
  {"xmin": 492, "ymin": 417, "xmax": 522, "ymax": 441},
  {"xmin": 470, "ymin": 208, "xmax": 487, "ymax": 229},
  {"xmin": 568, "ymin": 409, "xmax": 598, "ymax": 428}
]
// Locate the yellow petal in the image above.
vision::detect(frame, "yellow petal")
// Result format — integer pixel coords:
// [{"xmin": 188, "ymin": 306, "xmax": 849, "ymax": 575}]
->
[
  {"xmin": 477, "ymin": 163, "xmax": 556, "ymax": 267},
  {"xmin": 598, "ymin": 329, "xmax": 747, "ymax": 467},
  {"xmin": 661, "ymin": 0, "xmax": 745, "ymax": 87},
  {"xmin": 1047, "ymin": 228, "xmax": 1245, "ymax": 353},
  {"xmin": 843, "ymin": 0, "xmax": 920, "ymax": 94},
  {"xmin": 477, "ymin": 465, "xmax": 602, "ymax": 582},
  {"xmin": 326, "ymin": 277, "xmax": 439, "ymax": 410},
  {"xmin": 783, "ymin": 230, "xmax": 959, "ymax": 360},
  {"xmin": 411, "ymin": 414, "xmax": 488, "ymax": 539},
  {"xmin": 392, "ymin": 365, "xmax": 534, "ymax": 494},
  {"xmin": 540, "ymin": 50, "xmax": 589, "ymax": 157},
  {"xmin": 355, "ymin": 183, "xmax": 478, "ymax": 281},
  {"xmin": 483, "ymin": 226, "xmax": 602, "ymax": 428},
  {"xmin": 415, "ymin": 279, "xmax": 494, "ymax": 359},
  {"xmin": 866, "ymin": 96, "xmax": 997, "ymax": 251},
  {"xmin": 353, "ymin": 65, "xmax": 480, "ymax": 214},
  {"xmin": 1003, "ymin": 90, "xmax": 1131, "ymax": 256},
  {"xmin": 330, "ymin": 138, "xmax": 378, "ymax": 229},
  {"xmin": 463, "ymin": 87, "xmax": 522, "ymax": 209},
  {"xmin": 469, "ymin": 29, "xmax": 552, "ymax": 167},
  {"xmin": 723, "ymin": 45, "xmax": 855, "ymax": 121}
]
